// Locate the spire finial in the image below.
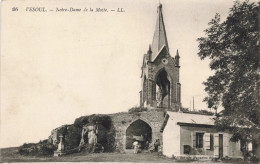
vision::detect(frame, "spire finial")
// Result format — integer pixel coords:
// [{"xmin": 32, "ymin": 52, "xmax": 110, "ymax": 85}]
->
[
  {"xmin": 157, "ymin": 2, "xmax": 162, "ymax": 12},
  {"xmin": 175, "ymin": 49, "xmax": 180, "ymax": 67},
  {"xmin": 176, "ymin": 49, "xmax": 180, "ymax": 57}
]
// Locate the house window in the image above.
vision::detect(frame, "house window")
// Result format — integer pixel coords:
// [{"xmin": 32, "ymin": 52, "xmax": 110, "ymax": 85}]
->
[{"xmin": 196, "ymin": 133, "xmax": 204, "ymax": 148}]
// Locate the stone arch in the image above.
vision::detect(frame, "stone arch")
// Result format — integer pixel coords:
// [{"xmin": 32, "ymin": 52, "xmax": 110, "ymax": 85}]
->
[
  {"xmin": 153, "ymin": 68, "xmax": 172, "ymax": 108},
  {"xmin": 153, "ymin": 67, "xmax": 173, "ymax": 82},
  {"xmin": 124, "ymin": 117, "xmax": 153, "ymax": 131},
  {"xmin": 124, "ymin": 119, "xmax": 152, "ymax": 150}
]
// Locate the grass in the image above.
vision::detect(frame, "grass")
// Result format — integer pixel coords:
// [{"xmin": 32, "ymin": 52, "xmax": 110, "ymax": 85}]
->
[
  {"xmin": 1, "ymin": 147, "xmax": 247, "ymax": 163},
  {"xmin": 0, "ymin": 147, "xmax": 176, "ymax": 163}
]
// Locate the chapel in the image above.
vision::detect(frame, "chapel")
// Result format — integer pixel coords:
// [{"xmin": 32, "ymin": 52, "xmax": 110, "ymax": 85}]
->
[{"xmin": 139, "ymin": 4, "xmax": 181, "ymax": 111}]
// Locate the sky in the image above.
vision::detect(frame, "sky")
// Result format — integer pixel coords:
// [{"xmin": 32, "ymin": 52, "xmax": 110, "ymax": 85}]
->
[{"xmin": 0, "ymin": 0, "xmax": 244, "ymax": 148}]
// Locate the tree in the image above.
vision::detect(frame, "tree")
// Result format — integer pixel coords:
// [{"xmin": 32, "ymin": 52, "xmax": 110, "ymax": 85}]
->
[{"xmin": 197, "ymin": 0, "xmax": 260, "ymax": 159}]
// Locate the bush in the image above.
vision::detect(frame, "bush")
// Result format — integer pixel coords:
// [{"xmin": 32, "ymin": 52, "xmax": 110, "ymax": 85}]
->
[
  {"xmin": 74, "ymin": 114, "xmax": 112, "ymax": 129},
  {"xmin": 88, "ymin": 114, "xmax": 112, "ymax": 129},
  {"xmin": 18, "ymin": 143, "xmax": 37, "ymax": 156},
  {"xmin": 74, "ymin": 116, "xmax": 89, "ymax": 128},
  {"xmin": 63, "ymin": 125, "xmax": 82, "ymax": 151},
  {"xmin": 128, "ymin": 107, "xmax": 148, "ymax": 113},
  {"xmin": 250, "ymin": 156, "xmax": 259, "ymax": 163},
  {"xmin": 180, "ymin": 107, "xmax": 214, "ymax": 116},
  {"xmin": 19, "ymin": 140, "xmax": 56, "ymax": 156}
]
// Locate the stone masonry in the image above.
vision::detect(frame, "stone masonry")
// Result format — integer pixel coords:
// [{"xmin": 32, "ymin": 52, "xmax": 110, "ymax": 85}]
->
[{"xmin": 110, "ymin": 111, "xmax": 165, "ymax": 152}]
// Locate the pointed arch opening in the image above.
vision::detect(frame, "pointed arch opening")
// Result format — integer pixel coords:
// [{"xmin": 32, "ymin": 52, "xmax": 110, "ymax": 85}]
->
[
  {"xmin": 155, "ymin": 69, "xmax": 171, "ymax": 108},
  {"xmin": 125, "ymin": 119, "xmax": 152, "ymax": 150}
]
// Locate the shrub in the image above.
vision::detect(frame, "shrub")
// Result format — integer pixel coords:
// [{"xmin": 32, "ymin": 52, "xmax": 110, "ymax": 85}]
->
[
  {"xmin": 88, "ymin": 114, "xmax": 112, "ymax": 129},
  {"xmin": 18, "ymin": 143, "xmax": 37, "ymax": 156},
  {"xmin": 128, "ymin": 107, "xmax": 148, "ymax": 113},
  {"xmin": 18, "ymin": 140, "xmax": 56, "ymax": 156},
  {"xmin": 180, "ymin": 107, "xmax": 214, "ymax": 116},
  {"xmin": 74, "ymin": 114, "xmax": 112, "ymax": 129},
  {"xmin": 74, "ymin": 116, "xmax": 89, "ymax": 128},
  {"xmin": 63, "ymin": 125, "xmax": 82, "ymax": 151}
]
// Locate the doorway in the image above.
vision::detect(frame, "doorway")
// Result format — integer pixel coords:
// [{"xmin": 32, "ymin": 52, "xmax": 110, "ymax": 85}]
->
[
  {"xmin": 125, "ymin": 119, "xmax": 152, "ymax": 150},
  {"xmin": 219, "ymin": 134, "xmax": 223, "ymax": 158}
]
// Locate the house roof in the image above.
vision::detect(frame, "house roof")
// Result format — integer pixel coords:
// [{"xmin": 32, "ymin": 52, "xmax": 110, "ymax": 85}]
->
[{"xmin": 160, "ymin": 112, "xmax": 215, "ymax": 132}]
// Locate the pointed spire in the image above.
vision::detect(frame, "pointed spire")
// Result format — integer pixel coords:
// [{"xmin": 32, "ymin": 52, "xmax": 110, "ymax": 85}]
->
[
  {"xmin": 147, "ymin": 44, "xmax": 152, "ymax": 61},
  {"xmin": 176, "ymin": 49, "xmax": 180, "ymax": 58},
  {"xmin": 175, "ymin": 49, "xmax": 180, "ymax": 66},
  {"xmin": 148, "ymin": 44, "xmax": 152, "ymax": 53},
  {"xmin": 150, "ymin": 4, "xmax": 169, "ymax": 61}
]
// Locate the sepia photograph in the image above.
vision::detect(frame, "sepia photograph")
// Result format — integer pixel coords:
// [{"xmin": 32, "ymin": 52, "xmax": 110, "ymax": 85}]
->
[{"xmin": 1, "ymin": 0, "xmax": 259, "ymax": 163}]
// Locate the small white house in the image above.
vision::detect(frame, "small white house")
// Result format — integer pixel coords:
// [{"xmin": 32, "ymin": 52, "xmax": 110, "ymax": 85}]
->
[{"xmin": 160, "ymin": 112, "xmax": 259, "ymax": 160}]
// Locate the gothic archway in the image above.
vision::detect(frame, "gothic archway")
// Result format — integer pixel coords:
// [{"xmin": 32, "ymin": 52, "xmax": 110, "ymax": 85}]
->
[
  {"xmin": 155, "ymin": 69, "xmax": 171, "ymax": 108},
  {"xmin": 125, "ymin": 119, "xmax": 152, "ymax": 149}
]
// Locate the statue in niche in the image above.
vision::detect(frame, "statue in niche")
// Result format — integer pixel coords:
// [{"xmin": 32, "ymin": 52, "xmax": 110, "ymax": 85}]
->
[
  {"xmin": 78, "ymin": 124, "xmax": 99, "ymax": 152},
  {"xmin": 156, "ymin": 88, "xmax": 163, "ymax": 107},
  {"xmin": 57, "ymin": 136, "xmax": 64, "ymax": 151},
  {"xmin": 88, "ymin": 129, "xmax": 98, "ymax": 145}
]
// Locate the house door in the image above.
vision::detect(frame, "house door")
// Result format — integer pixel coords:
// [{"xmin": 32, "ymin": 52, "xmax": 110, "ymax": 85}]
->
[
  {"xmin": 219, "ymin": 134, "xmax": 223, "ymax": 158},
  {"xmin": 214, "ymin": 134, "xmax": 219, "ymax": 157}
]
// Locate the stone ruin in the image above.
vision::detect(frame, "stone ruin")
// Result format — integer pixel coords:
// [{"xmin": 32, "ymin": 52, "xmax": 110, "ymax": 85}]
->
[{"xmin": 48, "ymin": 110, "xmax": 166, "ymax": 154}]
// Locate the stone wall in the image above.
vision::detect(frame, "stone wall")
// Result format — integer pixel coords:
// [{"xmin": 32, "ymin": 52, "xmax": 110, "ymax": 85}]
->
[
  {"xmin": 110, "ymin": 111, "xmax": 165, "ymax": 152},
  {"xmin": 47, "ymin": 111, "xmax": 166, "ymax": 153}
]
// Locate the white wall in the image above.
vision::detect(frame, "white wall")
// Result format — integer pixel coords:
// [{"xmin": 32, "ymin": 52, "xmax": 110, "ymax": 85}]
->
[{"xmin": 163, "ymin": 119, "xmax": 180, "ymax": 157}]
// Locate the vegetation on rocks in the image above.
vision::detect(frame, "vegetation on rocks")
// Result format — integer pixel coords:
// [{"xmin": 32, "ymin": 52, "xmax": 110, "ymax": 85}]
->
[
  {"xmin": 128, "ymin": 106, "xmax": 148, "ymax": 113},
  {"xmin": 19, "ymin": 114, "xmax": 115, "ymax": 156},
  {"xmin": 18, "ymin": 140, "xmax": 56, "ymax": 156}
]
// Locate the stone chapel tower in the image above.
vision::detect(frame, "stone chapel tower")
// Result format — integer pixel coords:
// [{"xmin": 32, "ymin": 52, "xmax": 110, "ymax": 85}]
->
[{"xmin": 140, "ymin": 4, "xmax": 181, "ymax": 111}]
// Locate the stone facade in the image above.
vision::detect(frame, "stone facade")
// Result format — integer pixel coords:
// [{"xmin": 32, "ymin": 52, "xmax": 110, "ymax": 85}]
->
[
  {"xmin": 140, "ymin": 4, "xmax": 181, "ymax": 111},
  {"xmin": 110, "ymin": 111, "xmax": 165, "ymax": 152}
]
